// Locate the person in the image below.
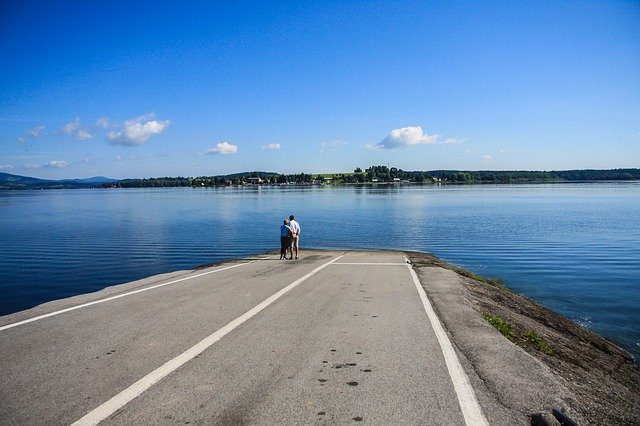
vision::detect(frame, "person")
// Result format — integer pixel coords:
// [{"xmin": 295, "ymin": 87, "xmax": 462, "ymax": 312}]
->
[
  {"xmin": 288, "ymin": 215, "xmax": 301, "ymax": 259},
  {"xmin": 280, "ymin": 219, "xmax": 292, "ymax": 260}
]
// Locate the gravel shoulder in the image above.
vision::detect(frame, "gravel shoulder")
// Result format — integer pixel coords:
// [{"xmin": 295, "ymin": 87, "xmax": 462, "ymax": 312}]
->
[{"xmin": 407, "ymin": 251, "xmax": 640, "ymax": 425}]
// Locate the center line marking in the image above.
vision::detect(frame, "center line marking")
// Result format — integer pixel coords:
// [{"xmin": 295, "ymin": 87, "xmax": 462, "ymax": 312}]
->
[
  {"xmin": 72, "ymin": 254, "xmax": 345, "ymax": 426},
  {"xmin": 0, "ymin": 262, "xmax": 253, "ymax": 332}
]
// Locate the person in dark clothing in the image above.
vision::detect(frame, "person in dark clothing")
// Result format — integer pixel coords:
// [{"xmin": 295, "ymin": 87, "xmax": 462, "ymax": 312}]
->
[{"xmin": 280, "ymin": 219, "xmax": 292, "ymax": 260}]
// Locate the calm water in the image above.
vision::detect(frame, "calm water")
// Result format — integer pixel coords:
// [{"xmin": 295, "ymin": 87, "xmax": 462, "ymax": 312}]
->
[{"xmin": 1, "ymin": 183, "xmax": 639, "ymax": 360}]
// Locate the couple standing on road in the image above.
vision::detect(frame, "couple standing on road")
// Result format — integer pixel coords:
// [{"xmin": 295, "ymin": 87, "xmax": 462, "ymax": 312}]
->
[{"xmin": 279, "ymin": 215, "xmax": 301, "ymax": 260}]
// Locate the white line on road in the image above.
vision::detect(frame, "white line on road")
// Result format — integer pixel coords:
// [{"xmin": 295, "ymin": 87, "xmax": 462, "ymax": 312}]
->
[
  {"xmin": 406, "ymin": 262, "xmax": 489, "ymax": 426},
  {"xmin": 72, "ymin": 254, "xmax": 346, "ymax": 426},
  {"xmin": 0, "ymin": 262, "xmax": 253, "ymax": 332}
]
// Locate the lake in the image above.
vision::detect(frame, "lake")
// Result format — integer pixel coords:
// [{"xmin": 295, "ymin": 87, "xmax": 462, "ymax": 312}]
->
[{"xmin": 1, "ymin": 183, "xmax": 639, "ymax": 361}]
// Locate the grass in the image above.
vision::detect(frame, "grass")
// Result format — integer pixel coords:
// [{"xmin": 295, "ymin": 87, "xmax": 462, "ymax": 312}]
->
[
  {"xmin": 482, "ymin": 314, "xmax": 555, "ymax": 356},
  {"xmin": 482, "ymin": 314, "xmax": 517, "ymax": 341},
  {"xmin": 408, "ymin": 252, "xmax": 554, "ymax": 355},
  {"xmin": 524, "ymin": 331, "xmax": 555, "ymax": 355}
]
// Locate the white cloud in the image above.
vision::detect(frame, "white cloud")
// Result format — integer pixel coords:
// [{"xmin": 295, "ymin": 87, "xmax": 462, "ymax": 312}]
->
[
  {"xmin": 372, "ymin": 126, "xmax": 439, "ymax": 150},
  {"xmin": 24, "ymin": 160, "xmax": 70, "ymax": 170},
  {"xmin": 0, "ymin": 164, "xmax": 14, "ymax": 171},
  {"xmin": 96, "ymin": 117, "xmax": 110, "ymax": 128},
  {"xmin": 60, "ymin": 118, "xmax": 96, "ymax": 140},
  {"xmin": 262, "ymin": 143, "xmax": 282, "ymax": 150},
  {"xmin": 206, "ymin": 141, "xmax": 238, "ymax": 155},
  {"xmin": 76, "ymin": 129, "xmax": 94, "ymax": 140},
  {"xmin": 62, "ymin": 117, "xmax": 81, "ymax": 134},
  {"xmin": 17, "ymin": 136, "xmax": 27, "ymax": 145},
  {"xmin": 45, "ymin": 160, "xmax": 70, "ymax": 168},
  {"xmin": 107, "ymin": 114, "xmax": 170, "ymax": 146},
  {"xmin": 479, "ymin": 154, "xmax": 493, "ymax": 161},
  {"xmin": 319, "ymin": 140, "xmax": 348, "ymax": 151},
  {"xmin": 27, "ymin": 125, "xmax": 46, "ymax": 138}
]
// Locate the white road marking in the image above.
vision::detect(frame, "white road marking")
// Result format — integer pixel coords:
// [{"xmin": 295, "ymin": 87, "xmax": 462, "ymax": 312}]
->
[
  {"xmin": 72, "ymin": 254, "xmax": 345, "ymax": 426},
  {"xmin": 0, "ymin": 262, "xmax": 253, "ymax": 332},
  {"xmin": 406, "ymin": 262, "xmax": 489, "ymax": 426}
]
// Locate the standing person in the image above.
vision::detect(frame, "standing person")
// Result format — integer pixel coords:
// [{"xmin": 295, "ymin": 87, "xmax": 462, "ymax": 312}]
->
[
  {"xmin": 280, "ymin": 219, "xmax": 292, "ymax": 260},
  {"xmin": 289, "ymin": 215, "xmax": 301, "ymax": 259}
]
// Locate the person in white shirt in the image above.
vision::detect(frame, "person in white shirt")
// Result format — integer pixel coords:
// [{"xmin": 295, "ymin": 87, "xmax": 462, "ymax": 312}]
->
[{"xmin": 288, "ymin": 215, "xmax": 301, "ymax": 259}]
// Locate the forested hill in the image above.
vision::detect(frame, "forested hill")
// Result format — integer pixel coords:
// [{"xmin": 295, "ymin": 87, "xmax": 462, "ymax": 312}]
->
[{"xmin": 0, "ymin": 173, "xmax": 117, "ymax": 190}]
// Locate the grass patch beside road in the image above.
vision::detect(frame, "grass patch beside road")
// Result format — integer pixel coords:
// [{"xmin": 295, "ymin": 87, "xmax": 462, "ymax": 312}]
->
[{"xmin": 482, "ymin": 313, "xmax": 555, "ymax": 355}]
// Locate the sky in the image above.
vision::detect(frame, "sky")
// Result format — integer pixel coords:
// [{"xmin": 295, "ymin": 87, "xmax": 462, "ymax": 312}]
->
[{"xmin": 1, "ymin": 0, "xmax": 639, "ymax": 180}]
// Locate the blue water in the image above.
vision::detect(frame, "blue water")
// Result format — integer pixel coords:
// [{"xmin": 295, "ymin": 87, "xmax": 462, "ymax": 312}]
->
[{"xmin": 1, "ymin": 183, "xmax": 639, "ymax": 360}]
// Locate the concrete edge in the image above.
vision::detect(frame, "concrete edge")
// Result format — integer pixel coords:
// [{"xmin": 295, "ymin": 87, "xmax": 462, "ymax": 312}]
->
[{"xmin": 411, "ymin": 264, "xmax": 584, "ymax": 425}]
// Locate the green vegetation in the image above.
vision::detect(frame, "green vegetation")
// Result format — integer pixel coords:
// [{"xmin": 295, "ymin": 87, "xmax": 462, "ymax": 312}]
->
[
  {"xmin": 523, "ymin": 331, "xmax": 555, "ymax": 355},
  {"xmin": 482, "ymin": 313, "xmax": 555, "ymax": 355},
  {"xmin": 482, "ymin": 314, "xmax": 517, "ymax": 340},
  {"xmin": 102, "ymin": 166, "xmax": 640, "ymax": 188}
]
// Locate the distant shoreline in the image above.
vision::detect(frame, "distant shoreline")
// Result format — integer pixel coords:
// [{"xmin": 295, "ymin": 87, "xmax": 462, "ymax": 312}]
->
[{"xmin": 2, "ymin": 168, "xmax": 639, "ymax": 190}]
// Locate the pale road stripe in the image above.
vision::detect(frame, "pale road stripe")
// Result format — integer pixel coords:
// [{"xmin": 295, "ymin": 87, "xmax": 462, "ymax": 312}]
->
[
  {"xmin": 406, "ymin": 262, "xmax": 489, "ymax": 426},
  {"xmin": 0, "ymin": 262, "xmax": 253, "ymax": 332},
  {"xmin": 72, "ymin": 254, "xmax": 346, "ymax": 426},
  {"xmin": 332, "ymin": 262, "xmax": 408, "ymax": 266}
]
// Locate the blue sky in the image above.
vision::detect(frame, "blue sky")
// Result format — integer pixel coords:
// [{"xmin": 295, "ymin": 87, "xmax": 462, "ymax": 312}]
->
[{"xmin": 1, "ymin": 0, "xmax": 639, "ymax": 179}]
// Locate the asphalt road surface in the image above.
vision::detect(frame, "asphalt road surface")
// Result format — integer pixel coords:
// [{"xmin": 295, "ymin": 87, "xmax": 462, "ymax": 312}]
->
[{"xmin": 1, "ymin": 251, "xmax": 488, "ymax": 425}]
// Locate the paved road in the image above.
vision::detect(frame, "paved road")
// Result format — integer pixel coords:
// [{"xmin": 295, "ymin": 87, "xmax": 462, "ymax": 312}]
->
[{"xmin": 0, "ymin": 251, "xmax": 487, "ymax": 425}]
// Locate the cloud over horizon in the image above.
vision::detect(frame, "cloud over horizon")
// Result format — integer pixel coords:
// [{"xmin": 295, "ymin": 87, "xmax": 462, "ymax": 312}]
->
[
  {"xmin": 206, "ymin": 141, "xmax": 238, "ymax": 155},
  {"xmin": 371, "ymin": 126, "xmax": 439, "ymax": 150},
  {"xmin": 107, "ymin": 114, "xmax": 170, "ymax": 146}
]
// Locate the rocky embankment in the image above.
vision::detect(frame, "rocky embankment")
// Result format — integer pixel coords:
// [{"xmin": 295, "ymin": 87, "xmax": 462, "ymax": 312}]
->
[{"xmin": 407, "ymin": 252, "xmax": 640, "ymax": 425}]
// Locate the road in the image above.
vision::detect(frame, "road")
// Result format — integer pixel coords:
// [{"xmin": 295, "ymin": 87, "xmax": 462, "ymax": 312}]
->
[{"xmin": 1, "ymin": 251, "xmax": 487, "ymax": 425}]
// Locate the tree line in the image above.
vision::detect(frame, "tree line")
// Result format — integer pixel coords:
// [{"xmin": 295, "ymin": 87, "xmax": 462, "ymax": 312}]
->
[{"xmin": 103, "ymin": 167, "xmax": 640, "ymax": 188}]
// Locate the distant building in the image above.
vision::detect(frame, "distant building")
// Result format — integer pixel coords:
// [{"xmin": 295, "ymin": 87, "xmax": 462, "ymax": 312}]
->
[{"xmin": 245, "ymin": 177, "xmax": 263, "ymax": 184}]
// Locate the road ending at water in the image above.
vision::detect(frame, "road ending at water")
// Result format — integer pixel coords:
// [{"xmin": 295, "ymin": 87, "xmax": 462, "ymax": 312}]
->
[{"xmin": 0, "ymin": 250, "xmax": 638, "ymax": 424}]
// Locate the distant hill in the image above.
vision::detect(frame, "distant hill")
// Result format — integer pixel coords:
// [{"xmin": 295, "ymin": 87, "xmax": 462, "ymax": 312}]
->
[
  {"xmin": 0, "ymin": 173, "xmax": 118, "ymax": 189},
  {"xmin": 60, "ymin": 176, "xmax": 119, "ymax": 184}
]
